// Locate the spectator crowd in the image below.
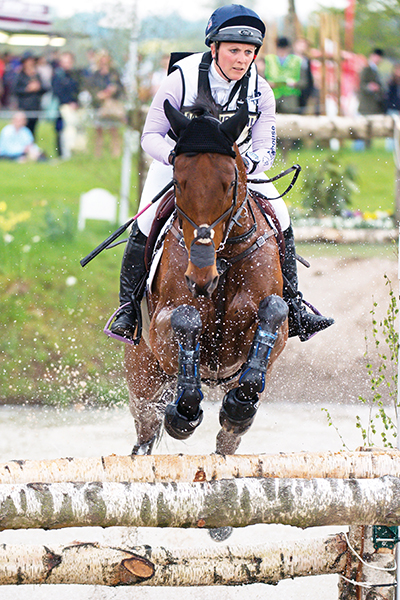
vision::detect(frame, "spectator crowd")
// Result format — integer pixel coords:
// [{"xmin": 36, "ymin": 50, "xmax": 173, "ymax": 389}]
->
[
  {"xmin": 0, "ymin": 41, "xmax": 399, "ymax": 163},
  {"xmin": 257, "ymin": 38, "xmax": 400, "ymax": 121},
  {"xmin": 0, "ymin": 48, "xmax": 126, "ymax": 161}
]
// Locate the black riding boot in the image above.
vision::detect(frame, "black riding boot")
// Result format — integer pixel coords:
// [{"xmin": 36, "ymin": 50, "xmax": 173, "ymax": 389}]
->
[
  {"xmin": 282, "ymin": 224, "xmax": 334, "ymax": 342},
  {"xmin": 110, "ymin": 221, "xmax": 148, "ymax": 340}
]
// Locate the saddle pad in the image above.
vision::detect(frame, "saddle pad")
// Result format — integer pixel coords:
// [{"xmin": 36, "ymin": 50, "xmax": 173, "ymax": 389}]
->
[
  {"xmin": 145, "ymin": 190, "xmax": 175, "ymax": 270},
  {"xmin": 140, "ymin": 214, "xmax": 176, "ymax": 349}
]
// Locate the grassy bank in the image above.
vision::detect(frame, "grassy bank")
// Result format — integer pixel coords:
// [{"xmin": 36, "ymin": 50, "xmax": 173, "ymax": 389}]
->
[{"xmin": 0, "ymin": 121, "xmax": 397, "ymax": 405}]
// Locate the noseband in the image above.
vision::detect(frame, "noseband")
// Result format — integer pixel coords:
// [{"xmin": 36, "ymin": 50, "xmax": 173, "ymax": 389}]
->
[{"xmin": 174, "ymin": 165, "xmax": 239, "ymax": 267}]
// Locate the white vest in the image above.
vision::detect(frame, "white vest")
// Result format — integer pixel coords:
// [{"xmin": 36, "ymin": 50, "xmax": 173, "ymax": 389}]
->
[{"xmin": 172, "ymin": 52, "xmax": 260, "ymax": 153}]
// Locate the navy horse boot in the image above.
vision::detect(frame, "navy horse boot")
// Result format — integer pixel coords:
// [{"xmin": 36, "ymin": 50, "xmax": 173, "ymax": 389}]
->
[
  {"xmin": 164, "ymin": 305, "xmax": 204, "ymax": 440},
  {"xmin": 219, "ymin": 295, "xmax": 288, "ymax": 434}
]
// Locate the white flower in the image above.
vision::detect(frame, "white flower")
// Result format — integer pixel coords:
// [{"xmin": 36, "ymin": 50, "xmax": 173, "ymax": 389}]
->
[
  {"xmin": 22, "ymin": 245, "xmax": 31, "ymax": 253},
  {"xmin": 32, "ymin": 235, "xmax": 41, "ymax": 243},
  {"xmin": 66, "ymin": 276, "xmax": 77, "ymax": 287},
  {"xmin": 3, "ymin": 234, "xmax": 13, "ymax": 244}
]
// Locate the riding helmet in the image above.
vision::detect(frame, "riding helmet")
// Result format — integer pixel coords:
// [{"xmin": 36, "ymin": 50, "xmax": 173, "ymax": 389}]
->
[{"xmin": 205, "ymin": 4, "xmax": 265, "ymax": 50}]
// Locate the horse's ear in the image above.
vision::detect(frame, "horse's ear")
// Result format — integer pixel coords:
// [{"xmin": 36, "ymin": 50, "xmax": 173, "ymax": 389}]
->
[
  {"xmin": 220, "ymin": 102, "xmax": 249, "ymax": 144},
  {"xmin": 164, "ymin": 100, "xmax": 190, "ymax": 138}
]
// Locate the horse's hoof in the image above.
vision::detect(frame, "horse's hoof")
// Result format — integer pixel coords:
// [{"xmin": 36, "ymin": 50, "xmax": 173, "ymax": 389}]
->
[
  {"xmin": 219, "ymin": 388, "xmax": 258, "ymax": 435},
  {"xmin": 208, "ymin": 526, "xmax": 233, "ymax": 542},
  {"xmin": 164, "ymin": 402, "xmax": 203, "ymax": 440}
]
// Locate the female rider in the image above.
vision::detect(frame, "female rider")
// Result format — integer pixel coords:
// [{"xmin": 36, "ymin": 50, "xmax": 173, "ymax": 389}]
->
[{"xmin": 110, "ymin": 4, "xmax": 333, "ymax": 342}]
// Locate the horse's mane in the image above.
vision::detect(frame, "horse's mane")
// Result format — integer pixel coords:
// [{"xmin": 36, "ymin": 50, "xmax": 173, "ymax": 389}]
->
[{"xmin": 187, "ymin": 93, "xmax": 220, "ymax": 120}]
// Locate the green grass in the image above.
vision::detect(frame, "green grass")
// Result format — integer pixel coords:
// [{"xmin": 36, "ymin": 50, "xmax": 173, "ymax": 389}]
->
[
  {"xmin": 0, "ymin": 120, "xmax": 139, "ymax": 405},
  {"xmin": 0, "ymin": 121, "xmax": 397, "ymax": 405},
  {"xmin": 275, "ymin": 139, "xmax": 396, "ymax": 215}
]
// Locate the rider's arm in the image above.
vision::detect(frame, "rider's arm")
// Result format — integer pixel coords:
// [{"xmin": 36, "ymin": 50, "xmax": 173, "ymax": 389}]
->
[
  {"xmin": 141, "ymin": 69, "xmax": 183, "ymax": 165},
  {"xmin": 247, "ymin": 77, "xmax": 277, "ymax": 175}
]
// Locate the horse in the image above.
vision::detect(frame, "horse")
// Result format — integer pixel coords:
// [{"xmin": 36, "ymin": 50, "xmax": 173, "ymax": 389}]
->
[{"xmin": 125, "ymin": 100, "xmax": 289, "ymax": 456}]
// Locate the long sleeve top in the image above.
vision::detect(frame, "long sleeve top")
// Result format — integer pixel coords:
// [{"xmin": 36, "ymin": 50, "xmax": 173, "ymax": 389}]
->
[{"xmin": 141, "ymin": 58, "xmax": 276, "ymax": 176}]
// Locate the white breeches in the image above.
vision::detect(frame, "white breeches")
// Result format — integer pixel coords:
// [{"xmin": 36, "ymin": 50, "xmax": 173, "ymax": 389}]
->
[{"xmin": 136, "ymin": 159, "xmax": 290, "ymax": 236}]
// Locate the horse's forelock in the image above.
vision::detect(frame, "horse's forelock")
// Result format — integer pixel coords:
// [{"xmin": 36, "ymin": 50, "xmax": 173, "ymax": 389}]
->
[{"xmin": 188, "ymin": 93, "xmax": 219, "ymax": 119}]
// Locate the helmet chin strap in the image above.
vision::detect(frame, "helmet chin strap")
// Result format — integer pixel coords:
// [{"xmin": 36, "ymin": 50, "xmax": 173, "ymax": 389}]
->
[{"xmin": 214, "ymin": 44, "xmax": 232, "ymax": 82}]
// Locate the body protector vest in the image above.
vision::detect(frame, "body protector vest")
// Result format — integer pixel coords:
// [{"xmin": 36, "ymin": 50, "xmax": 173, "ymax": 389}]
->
[
  {"xmin": 264, "ymin": 54, "xmax": 302, "ymax": 99},
  {"xmin": 171, "ymin": 51, "xmax": 261, "ymax": 154}
]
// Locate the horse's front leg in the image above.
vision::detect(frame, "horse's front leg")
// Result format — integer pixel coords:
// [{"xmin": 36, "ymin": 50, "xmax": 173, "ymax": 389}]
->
[
  {"xmin": 217, "ymin": 294, "xmax": 288, "ymax": 453},
  {"xmin": 163, "ymin": 304, "xmax": 204, "ymax": 440},
  {"xmin": 126, "ymin": 341, "xmax": 170, "ymax": 455}
]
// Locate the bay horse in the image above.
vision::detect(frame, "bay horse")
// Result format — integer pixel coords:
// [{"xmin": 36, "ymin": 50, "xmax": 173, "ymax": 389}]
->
[{"xmin": 125, "ymin": 100, "xmax": 288, "ymax": 456}]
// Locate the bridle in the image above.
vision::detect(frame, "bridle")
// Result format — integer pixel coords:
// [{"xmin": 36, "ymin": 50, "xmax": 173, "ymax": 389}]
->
[{"xmin": 173, "ymin": 163, "xmax": 240, "ymax": 266}]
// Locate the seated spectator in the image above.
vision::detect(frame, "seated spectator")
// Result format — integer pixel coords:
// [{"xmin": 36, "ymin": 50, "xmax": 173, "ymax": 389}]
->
[{"xmin": 0, "ymin": 111, "xmax": 45, "ymax": 161}]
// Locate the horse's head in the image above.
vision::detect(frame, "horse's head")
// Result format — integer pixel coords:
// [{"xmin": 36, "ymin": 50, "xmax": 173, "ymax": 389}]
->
[{"xmin": 164, "ymin": 99, "xmax": 248, "ymax": 299}]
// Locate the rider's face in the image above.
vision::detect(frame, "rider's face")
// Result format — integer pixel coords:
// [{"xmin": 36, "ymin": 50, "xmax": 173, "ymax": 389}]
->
[{"xmin": 211, "ymin": 42, "xmax": 256, "ymax": 81}]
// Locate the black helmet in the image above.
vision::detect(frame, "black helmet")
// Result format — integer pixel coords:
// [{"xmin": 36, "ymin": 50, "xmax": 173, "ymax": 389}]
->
[{"xmin": 205, "ymin": 4, "xmax": 265, "ymax": 49}]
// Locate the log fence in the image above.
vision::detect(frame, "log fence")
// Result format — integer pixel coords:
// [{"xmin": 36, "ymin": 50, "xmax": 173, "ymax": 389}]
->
[{"xmin": 0, "ymin": 449, "xmax": 397, "ymax": 598}]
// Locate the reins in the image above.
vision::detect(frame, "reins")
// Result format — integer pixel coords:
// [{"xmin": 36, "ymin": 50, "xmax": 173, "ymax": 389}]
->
[{"xmin": 248, "ymin": 164, "xmax": 302, "ymax": 200}]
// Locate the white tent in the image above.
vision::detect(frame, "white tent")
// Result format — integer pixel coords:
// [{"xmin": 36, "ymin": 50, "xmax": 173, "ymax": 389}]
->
[{"xmin": 0, "ymin": 0, "xmax": 65, "ymax": 46}]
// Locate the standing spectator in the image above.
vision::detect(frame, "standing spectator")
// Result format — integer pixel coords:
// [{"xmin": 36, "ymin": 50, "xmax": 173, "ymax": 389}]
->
[
  {"xmin": 0, "ymin": 111, "xmax": 44, "ymax": 161},
  {"xmin": 0, "ymin": 53, "xmax": 5, "ymax": 106},
  {"xmin": 293, "ymin": 37, "xmax": 315, "ymax": 114},
  {"xmin": 358, "ymin": 48, "xmax": 385, "ymax": 115},
  {"xmin": 36, "ymin": 54, "xmax": 53, "ymax": 91},
  {"xmin": 255, "ymin": 55, "xmax": 266, "ymax": 77},
  {"xmin": 2, "ymin": 53, "xmax": 18, "ymax": 108},
  {"xmin": 14, "ymin": 52, "xmax": 45, "ymax": 139},
  {"xmin": 82, "ymin": 48, "xmax": 97, "ymax": 82},
  {"xmin": 386, "ymin": 62, "xmax": 400, "ymax": 114},
  {"xmin": 385, "ymin": 62, "xmax": 400, "ymax": 151},
  {"xmin": 264, "ymin": 37, "xmax": 306, "ymax": 114},
  {"xmin": 52, "ymin": 51, "xmax": 80, "ymax": 159},
  {"xmin": 356, "ymin": 48, "xmax": 385, "ymax": 149},
  {"xmin": 87, "ymin": 50, "xmax": 125, "ymax": 158}
]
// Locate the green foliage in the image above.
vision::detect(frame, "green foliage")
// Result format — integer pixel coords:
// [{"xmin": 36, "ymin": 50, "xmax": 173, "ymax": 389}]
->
[
  {"xmin": 284, "ymin": 140, "xmax": 395, "ymax": 215},
  {"xmin": 0, "ymin": 120, "xmax": 137, "ymax": 406},
  {"xmin": 352, "ymin": 0, "xmax": 400, "ymax": 58},
  {"xmin": 300, "ymin": 155, "xmax": 359, "ymax": 217},
  {"xmin": 356, "ymin": 275, "xmax": 399, "ymax": 447},
  {"xmin": 43, "ymin": 207, "xmax": 75, "ymax": 242},
  {"xmin": 323, "ymin": 274, "xmax": 399, "ymax": 449}
]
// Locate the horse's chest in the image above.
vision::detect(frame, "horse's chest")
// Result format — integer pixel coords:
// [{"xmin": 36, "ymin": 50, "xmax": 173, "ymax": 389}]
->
[{"xmin": 198, "ymin": 305, "xmax": 256, "ymax": 381}]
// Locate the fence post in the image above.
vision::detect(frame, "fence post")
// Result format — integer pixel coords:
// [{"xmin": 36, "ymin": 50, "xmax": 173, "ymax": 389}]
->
[
  {"xmin": 338, "ymin": 526, "xmax": 396, "ymax": 600},
  {"xmin": 338, "ymin": 525, "xmax": 363, "ymax": 600}
]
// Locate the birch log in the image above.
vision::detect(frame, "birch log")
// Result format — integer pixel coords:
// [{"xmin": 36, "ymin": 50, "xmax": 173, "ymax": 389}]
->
[
  {"xmin": 0, "ymin": 476, "xmax": 400, "ymax": 530},
  {"xmin": 0, "ymin": 534, "xmax": 348, "ymax": 586},
  {"xmin": 1, "ymin": 449, "xmax": 399, "ymax": 484},
  {"xmin": 275, "ymin": 114, "xmax": 395, "ymax": 140}
]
